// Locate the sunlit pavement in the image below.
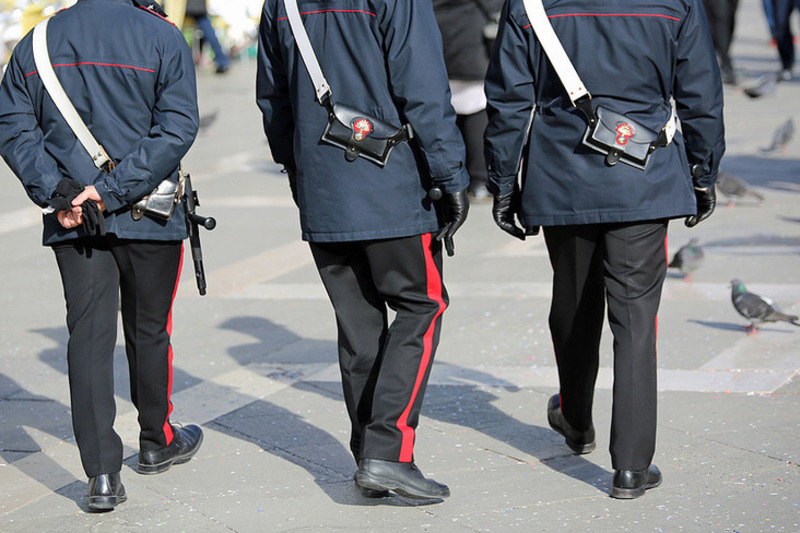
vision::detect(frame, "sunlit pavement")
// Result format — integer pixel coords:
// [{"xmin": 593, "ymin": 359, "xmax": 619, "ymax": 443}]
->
[{"xmin": 1, "ymin": 1, "xmax": 798, "ymax": 530}]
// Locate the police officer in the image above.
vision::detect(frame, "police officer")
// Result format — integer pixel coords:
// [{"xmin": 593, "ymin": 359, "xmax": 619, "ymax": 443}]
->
[
  {"xmin": 702, "ymin": 0, "xmax": 740, "ymax": 84},
  {"xmin": 0, "ymin": 0, "xmax": 203, "ymax": 511},
  {"xmin": 485, "ymin": 0, "xmax": 725, "ymax": 498},
  {"xmin": 257, "ymin": 0, "xmax": 470, "ymax": 500},
  {"xmin": 432, "ymin": 0, "xmax": 504, "ymax": 199}
]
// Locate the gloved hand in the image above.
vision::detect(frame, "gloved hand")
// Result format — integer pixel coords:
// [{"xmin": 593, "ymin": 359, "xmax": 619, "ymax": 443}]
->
[
  {"xmin": 47, "ymin": 178, "xmax": 107, "ymax": 236},
  {"xmin": 492, "ymin": 192, "xmax": 528, "ymax": 240},
  {"xmin": 46, "ymin": 178, "xmax": 84, "ymax": 212},
  {"xmin": 685, "ymin": 186, "xmax": 716, "ymax": 227},
  {"xmin": 81, "ymin": 199, "xmax": 107, "ymax": 236},
  {"xmin": 436, "ymin": 188, "xmax": 470, "ymax": 256}
]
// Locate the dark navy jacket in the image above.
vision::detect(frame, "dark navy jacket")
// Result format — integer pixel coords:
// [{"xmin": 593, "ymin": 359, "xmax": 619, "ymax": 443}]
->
[
  {"xmin": 257, "ymin": 0, "xmax": 470, "ymax": 243},
  {"xmin": 484, "ymin": 0, "xmax": 726, "ymax": 227},
  {"xmin": 0, "ymin": 0, "xmax": 199, "ymax": 245}
]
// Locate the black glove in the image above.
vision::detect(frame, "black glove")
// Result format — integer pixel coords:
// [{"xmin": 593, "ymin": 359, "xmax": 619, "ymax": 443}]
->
[
  {"xmin": 81, "ymin": 199, "xmax": 107, "ymax": 236},
  {"xmin": 685, "ymin": 186, "xmax": 716, "ymax": 227},
  {"xmin": 492, "ymin": 192, "xmax": 527, "ymax": 240},
  {"xmin": 46, "ymin": 178, "xmax": 84, "ymax": 212},
  {"xmin": 436, "ymin": 188, "xmax": 470, "ymax": 256},
  {"xmin": 46, "ymin": 178, "xmax": 106, "ymax": 236}
]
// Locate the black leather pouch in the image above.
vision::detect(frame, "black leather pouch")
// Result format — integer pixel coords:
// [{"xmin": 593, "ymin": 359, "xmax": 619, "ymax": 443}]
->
[
  {"xmin": 321, "ymin": 103, "xmax": 411, "ymax": 166},
  {"xmin": 581, "ymin": 106, "xmax": 660, "ymax": 170}
]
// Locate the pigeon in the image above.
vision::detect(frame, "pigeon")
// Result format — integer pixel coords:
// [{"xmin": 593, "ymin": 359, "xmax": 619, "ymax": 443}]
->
[
  {"xmin": 730, "ymin": 278, "xmax": 800, "ymax": 333},
  {"xmin": 715, "ymin": 172, "xmax": 765, "ymax": 206},
  {"xmin": 668, "ymin": 238, "xmax": 704, "ymax": 281},
  {"xmin": 743, "ymin": 74, "xmax": 777, "ymax": 99},
  {"xmin": 761, "ymin": 118, "xmax": 794, "ymax": 153},
  {"xmin": 198, "ymin": 109, "xmax": 218, "ymax": 130}
]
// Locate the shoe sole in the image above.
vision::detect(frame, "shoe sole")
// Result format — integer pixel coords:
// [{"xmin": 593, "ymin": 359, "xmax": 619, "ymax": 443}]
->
[
  {"xmin": 548, "ymin": 413, "xmax": 596, "ymax": 455},
  {"xmin": 611, "ymin": 478, "xmax": 662, "ymax": 499},
  {"xmin": 358, "ymin": 485, "xmax": 390, "ymax": 498},
  {"xmin": 353, "ymin": 474, "xmax": 389, "ymax": 498},
  {"xmin": 137, "ymin": 432, "xmax": 204, "ymax": 475},
  {"xmin": 565, "ymin": 438, "xmax": 596, "ymax": 454},
  {"xmin": 356, "ymin": 472, "xmax": 449, "ymax": 500},
  {"xmin": 88, "ymin": 492, "xmax": 127, "ymax": 512}
]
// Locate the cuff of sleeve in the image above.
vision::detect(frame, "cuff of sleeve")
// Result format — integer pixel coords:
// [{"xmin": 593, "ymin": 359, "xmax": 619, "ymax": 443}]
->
[
  {"xmin": 434, "ymin": 166, "xmax": 471, "ymax": 194},
  {"xmin": 488, "ymin": 175, "xmax": 515, "ymax": 197},
  {"xmin": 693, "ymin": 168, "xmax": 718, "ymax": 190},
  {"xmin": 96, "ymin": 178, "xmax": 125, "ymax": 213}
]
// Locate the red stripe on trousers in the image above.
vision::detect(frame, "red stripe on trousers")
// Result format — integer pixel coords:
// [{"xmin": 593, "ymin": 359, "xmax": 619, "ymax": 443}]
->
[
  {"xmin": 396, "ymin": 233, "xmax": 447, "ymax": 462},
  {"xmin": 162, "ymin": 243, "xmax": 184, "ymax": 445}
]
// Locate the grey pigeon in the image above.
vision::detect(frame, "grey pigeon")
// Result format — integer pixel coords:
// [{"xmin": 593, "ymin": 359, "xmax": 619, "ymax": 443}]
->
[
  {"xmin": 715, "ymin": 172, "xmax": 764, "ymax": 206},
  {"xmin": 730, "ymin": 278, "xmax": 800, "ymax": 333},
  {"xmin": 668, "ymin": 238, "xmax": 704, "ymax": 281},
  {"xmin": 198, "ymin": 109, "xmax": 218, "ymax": 130},
  {"xmin": 761, "ymin": 118, "xmax": 794, "ymax": 153},
  {"xmin": 743, "ymin": 74, "xmax": 777, "ymax": 99}
]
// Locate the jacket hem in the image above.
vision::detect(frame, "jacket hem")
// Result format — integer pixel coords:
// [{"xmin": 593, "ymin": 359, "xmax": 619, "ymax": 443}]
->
[
  {"xmin": 302, "ymin": 223, "xmax": 440, "ymax": 243},
  {"xmin": 522, "ymin": 205, "xmax": 695, "ymax": 226}
]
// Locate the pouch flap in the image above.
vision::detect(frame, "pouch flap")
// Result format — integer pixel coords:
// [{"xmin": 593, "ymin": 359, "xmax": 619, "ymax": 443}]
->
[
  {"xmin": 330, "ymin": 103, "xmax": 402, "ymax": 140},
  {"xmin": 594, "ymin": 107, "xmax": 658, "ymax": 147}
]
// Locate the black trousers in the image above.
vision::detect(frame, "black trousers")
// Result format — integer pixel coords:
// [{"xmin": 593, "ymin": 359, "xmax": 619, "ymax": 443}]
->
[
  {"xmin": 52, "ymin": 238, "xmax": 183, "ymax": 477},
  {"xmin": 543, "ymin": 221, "xmax": 668, "ymax": 471},
  {"xmin": 310, "ymin": 233, "xmax": 447, "ymax": 463},
  {"xmin": 702, "ymin": 0, "xmax": 740, "ymax": 71}
]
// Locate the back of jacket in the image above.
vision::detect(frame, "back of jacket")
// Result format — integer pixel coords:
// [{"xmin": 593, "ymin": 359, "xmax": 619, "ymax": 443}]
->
[
  {"xmin": 0, "ymin": 0, "xmax": 199, "ymax": 245},
  {"xmin": 257, "ymin": 0, "xmax": 469, "ymax": 243},
  {"xmin": 484, "ymin": 0, "xmax": 726, "ymax": 227}
]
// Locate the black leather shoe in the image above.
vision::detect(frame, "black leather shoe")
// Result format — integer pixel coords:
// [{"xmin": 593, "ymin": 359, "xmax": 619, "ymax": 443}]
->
[
  {"xmin": 353, "ymin": 472, "xmax": 390, "ymax": 498},
  {"xmin": 355, "ymin": 459, "xmax": 450, "ymax": 500},
  {"xmin": 612, "ymin": 464, "xmax": 662, "ymax": 499},
  {"xmin": 547, "ymin": 395, "xmax": 595, "ymax": 454},
  {"xmin": 87, "ymin": 472, "xmax": 127, "ymax": 512},
  {"xmin": 138, "ymin": 424, "xmax": 203, "ymax": 475}
]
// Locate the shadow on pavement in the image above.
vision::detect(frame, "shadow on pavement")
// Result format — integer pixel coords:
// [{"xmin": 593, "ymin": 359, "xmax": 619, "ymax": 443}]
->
[
  {"xmin": 1, "ymin": 331, "xmax": 79, "ymax": 510},
  {"xmin": 688, "ymin": 318, "xmax": 795, "ymax": 333},
  {"xmin": 421, "ymin": 371, "xmax": 612, "ymax": 495},
  {"xmin": 220, "ymin": 315, "xmax": 613, "ymax": 501}
]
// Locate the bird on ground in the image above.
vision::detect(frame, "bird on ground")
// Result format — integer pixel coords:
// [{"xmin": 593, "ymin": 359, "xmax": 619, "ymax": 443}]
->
[
  {"xmin": 730, "ymin": 278, "xmax": 800, "ymax": 334},
  {"xmin": 668, "ymin": 238, "xmax": 704, "ymax": 281},
  {"xmin": 715, "ymin": 172, "xmax": 765, "ymax": 206},
  {"xmin": 761, "ymin": 118, "xmax": 794, "ymax": 153},
  {"xmin": 198, "ymin": 109, "xmax": 219, "ymax": 130},
  {"xmin": 743, "ymin": 74, "xmax": 777, "ymax": 99}
]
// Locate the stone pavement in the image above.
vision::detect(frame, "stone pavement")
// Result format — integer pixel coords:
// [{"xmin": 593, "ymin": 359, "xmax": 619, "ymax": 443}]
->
[{"xmin": 0, "ymin": 1, "xmax": 798, "ymax": 531}]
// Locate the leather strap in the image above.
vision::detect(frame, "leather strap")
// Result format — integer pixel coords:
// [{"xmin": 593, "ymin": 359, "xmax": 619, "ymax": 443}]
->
[
  {"xmin": 521, "ymin": 0, "xmax": 675, "ymax": 145},
  {"xmin": 283, "ymin": 0, "xmax": 332, "ymax": 105},
  {"xmin": 521, "ymin": 0, "xmax": 589, "ymax": 106},
  {"xmin": 32, "ymin": 17, "xmax": 113, "ymax": 171}
]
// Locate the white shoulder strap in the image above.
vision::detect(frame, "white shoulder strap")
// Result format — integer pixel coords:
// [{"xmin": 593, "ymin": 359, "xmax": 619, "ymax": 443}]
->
[
  {"xmin": 32, "ymin": 17, "xmax": 112, "ymax": 170},
  {"xmin": 520, "ymin": 0, "xmax": 590, "ymax": 106},
  {"xmin": 282, "ymin": 0, "xmax": 331, "ymax": 105}
]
